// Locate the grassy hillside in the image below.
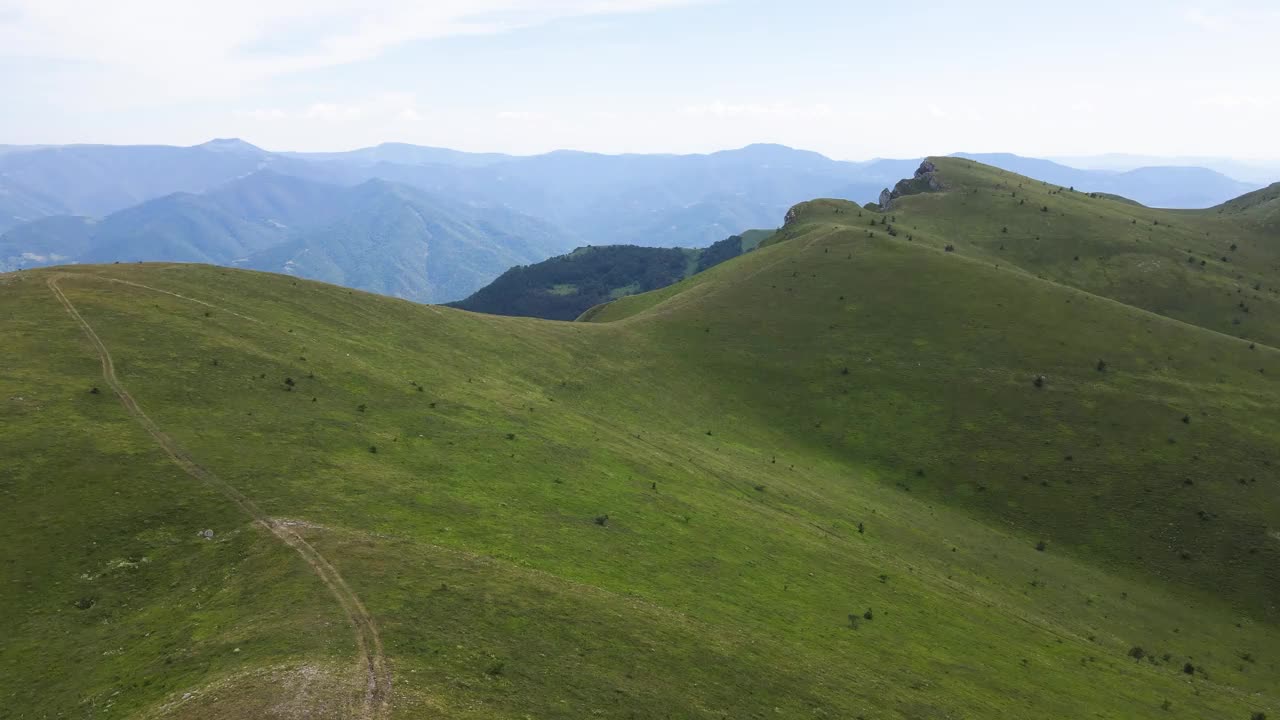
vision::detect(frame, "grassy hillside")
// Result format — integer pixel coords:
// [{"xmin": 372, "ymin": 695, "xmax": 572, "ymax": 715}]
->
[
  {"xmin": 2, "ymin": 159, "xmax": 1278, "ymax": 719},
  {"xmin": 451, "ymin": 230, "xmax": 773, "ymax": 320}
]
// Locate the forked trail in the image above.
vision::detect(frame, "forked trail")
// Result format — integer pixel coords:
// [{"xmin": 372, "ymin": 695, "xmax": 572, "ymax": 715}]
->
[{"xmin": 47, "ymin": 276, "xmax": 391, "ymax": 719}]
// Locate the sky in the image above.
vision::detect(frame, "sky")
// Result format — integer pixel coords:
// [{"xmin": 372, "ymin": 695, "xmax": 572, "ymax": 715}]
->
[{"xmin": 0, "ymin": 0, "xmax": 1277, "ymax": 160}]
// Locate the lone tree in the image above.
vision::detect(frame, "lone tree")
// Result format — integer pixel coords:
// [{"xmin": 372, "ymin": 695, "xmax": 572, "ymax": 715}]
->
[{"xmin": 1096, "ymin": 359, "xmax": 1108, "ymax": 372}]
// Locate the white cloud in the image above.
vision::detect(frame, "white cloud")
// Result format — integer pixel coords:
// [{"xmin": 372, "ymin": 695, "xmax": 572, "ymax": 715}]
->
[
  {"xmin": 495, "ymin": 111, "xmax": 544, "ymax": 120},
  {"xmin": 1197, "ymin": 94, "xmax": 1276, "ymax": 110},
  {"xmin": 0, "ymin": 0, "xmax": 705, "ymax": 100},
  {"xmin": 1180, "ymin": 5, "xmax": 1280, "ymax": 33},
  {"xmin": 680, "ymin": 101, "xmax": 835, "ymax": 119},
  {"xmin": 237, "ymin": 92, "xmax": 425, "ymax": 125}
]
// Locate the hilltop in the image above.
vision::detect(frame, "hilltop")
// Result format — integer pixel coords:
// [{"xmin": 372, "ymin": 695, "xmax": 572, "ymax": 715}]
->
[{"xmin": 1, "ymin": 158, "xmax": 1277, "ymax": 719}]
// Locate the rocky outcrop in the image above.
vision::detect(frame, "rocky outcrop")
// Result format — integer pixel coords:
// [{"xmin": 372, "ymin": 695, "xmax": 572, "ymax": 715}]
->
[{"xmin": 878, "ymin": 160, "xmax": 945, "ymax": 211}]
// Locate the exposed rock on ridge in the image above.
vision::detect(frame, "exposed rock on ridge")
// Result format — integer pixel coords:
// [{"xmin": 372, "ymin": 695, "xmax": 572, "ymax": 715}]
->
[{"xmin": 878, "ymin": 160, "xmax": 944, "ymax": 211}]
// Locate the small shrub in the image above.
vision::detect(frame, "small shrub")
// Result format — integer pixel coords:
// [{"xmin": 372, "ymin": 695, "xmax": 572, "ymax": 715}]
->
[
  {"xmin": 594, "ymin": 514, "xmax": 609, "ymax": 526},
  {"xmin": 89, "ymin": 387, "xmax": 101, "ymax": 395},
  {"xmin": 1036, "ymin": 540, "xmax": 1047, "ymax": 552},
  {"xmin": 1128, "ymin": 646, "xmax": 1146, "ymax": 661},
  {"xmin": 1096, "ymin": 359, "xmax": 1107, "ymax": 372},
  {"xmin": 863, "ymin": 608, "xmax": 874, "ymax": 621},
  {"xmin": 858, "ymin": 522, "xmax": 865, "ymax": 534},
  {"xmin": 1033, "ymin": 374, "xmax": 1046, "ymax": 388},
  {"xmin": 369, "ymin": 445, "xmax": 377, "ymax": 454},
  {"xmin": 1182, "ymin": 662, "xmax": 1195, "ymax": 675},
  {"xmin": 357, "ymin": 404, "xmax": 367, "ymax": 413},
  {"xmin": 944, "ymin": 244, "xmax": 955, "ymax": 252}
]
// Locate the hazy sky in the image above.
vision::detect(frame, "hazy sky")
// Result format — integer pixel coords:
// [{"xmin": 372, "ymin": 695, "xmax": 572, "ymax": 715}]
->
[{"xmin": 1, "ymin": 0, "xmax": 1277, "ymax": 159}]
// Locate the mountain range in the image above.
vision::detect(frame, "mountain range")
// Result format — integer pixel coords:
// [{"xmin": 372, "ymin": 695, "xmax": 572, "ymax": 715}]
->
[{"xmin": 0, "ymin": 140, "xmax": 1271, "ymax": 302}]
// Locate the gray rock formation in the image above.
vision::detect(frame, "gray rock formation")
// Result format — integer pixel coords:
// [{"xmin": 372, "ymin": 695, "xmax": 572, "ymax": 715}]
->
[
  {"xmin": 878, "ymin": 188, "xmax": 893, "ymax": 210},
  {"xmin": 880, "ymin": 160, "xmax": 945, "ymax": 211}
]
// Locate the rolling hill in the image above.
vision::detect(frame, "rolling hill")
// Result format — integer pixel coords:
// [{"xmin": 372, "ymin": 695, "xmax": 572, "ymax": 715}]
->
[
  {"xmin": 450, "ymin": 229, "xmax": 774, "ymax": 320},
  {"xmin": 1, "ymin": 158, "xmax": 1277, "ymax": 720}
]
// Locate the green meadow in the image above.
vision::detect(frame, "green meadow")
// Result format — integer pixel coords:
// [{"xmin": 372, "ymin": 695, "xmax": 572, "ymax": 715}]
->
[{"xmin": 2, "ymin": 159, "xmax": 1277, "ymax": 719}]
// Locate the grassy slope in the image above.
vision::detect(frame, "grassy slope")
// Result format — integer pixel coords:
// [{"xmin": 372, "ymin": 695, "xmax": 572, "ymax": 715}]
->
[{"xmin": 2, "ymin": 160, "xmax": 1278, "ymax": 719}]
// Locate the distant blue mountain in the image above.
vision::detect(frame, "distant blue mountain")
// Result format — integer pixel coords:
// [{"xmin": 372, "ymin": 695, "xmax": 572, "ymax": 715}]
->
[
  {"xmin": 952, "ymin": 152, "xmax": 1259, "ymax": 208},
  {"xmin": 0, "ymin": 141, "xmax": 1267, "ymax": 302}
]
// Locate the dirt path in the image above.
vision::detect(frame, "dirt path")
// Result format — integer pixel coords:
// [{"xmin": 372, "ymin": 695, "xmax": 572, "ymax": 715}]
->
[
  {"xmin": 47, "ymin": 276, "xmax": 391, "ymax": 719},
  {"xmin": 97, "ymin": 276, "xmax": 266, "ymax": 325}
]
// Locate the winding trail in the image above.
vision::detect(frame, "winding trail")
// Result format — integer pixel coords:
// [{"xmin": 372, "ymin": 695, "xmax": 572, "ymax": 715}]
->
[
  {"xmin": 97, "ymin": 276, "xmax": 265, "ymax": 325},
  {"xmin": 48, "ymin": 276, "xmax": 391, "ymax": 719}
]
